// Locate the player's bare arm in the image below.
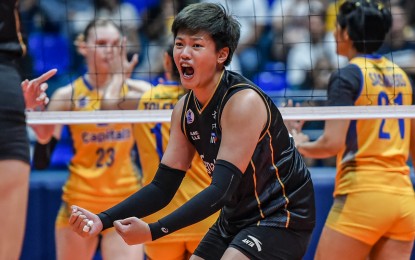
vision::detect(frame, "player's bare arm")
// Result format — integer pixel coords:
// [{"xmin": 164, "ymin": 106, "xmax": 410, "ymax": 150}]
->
[
  {"xmin": 30, "ymin": 84, "xmax": 73, "ymax": 144},
  {"xmin": 217, "ymin": 89, "xmax": 267, "ymax": 172},
  {"xmin": 161, "ymin": 96, "xmax": 196, "ymax": 171},
  {"xmin": 294, "ymin": 120, "xmax": 350, "ymax": 158}
]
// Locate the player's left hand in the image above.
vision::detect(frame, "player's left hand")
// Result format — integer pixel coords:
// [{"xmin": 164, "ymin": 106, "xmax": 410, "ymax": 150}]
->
[
  {"xmin": 282, "ymin": 99, "xmax": 305, "ymax": 133},
  {"xmin": 109, "ymin": 37, "xmax": 138, "ymax": 79},
  {"xmin": 22, "ymin": 68, "xmax": 57, "ymax": 110},
  {"xmin": 113, "ymin": 217, "xmax": 152, "ymax": 245},
  {"xmin": 291, "ymin": 129, "xmax": 310, "ymax": 148}
]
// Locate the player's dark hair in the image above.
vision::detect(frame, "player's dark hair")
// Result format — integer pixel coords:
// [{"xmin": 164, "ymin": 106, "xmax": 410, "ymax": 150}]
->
[
  {"xmin": 171, "ymin": 2, "xmax": 240, "ymax": 66},
  {"xmin": 337, "ymin": 0, "xmax": 392, "ymax": 54},
  {"xmin": 166, "ymin": 44, "xmax": 180, "ymax": 80}
]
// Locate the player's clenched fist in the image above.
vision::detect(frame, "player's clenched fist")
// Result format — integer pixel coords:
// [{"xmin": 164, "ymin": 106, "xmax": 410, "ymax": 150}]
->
[
  {"xmin": 69, "ymin": 205, "xmax": 103, "ymax": 238},
  {"xmin": 114, "ymin": 217, "xmax": 152, "ymax": 245}
]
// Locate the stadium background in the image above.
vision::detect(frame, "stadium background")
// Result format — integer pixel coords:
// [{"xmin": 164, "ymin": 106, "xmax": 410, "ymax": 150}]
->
[{"xmin": 18, "ymin": 0, "xmax": 415, "ymax": 259}]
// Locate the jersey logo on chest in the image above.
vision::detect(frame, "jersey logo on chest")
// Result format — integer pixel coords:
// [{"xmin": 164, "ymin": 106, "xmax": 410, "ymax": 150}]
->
[
  {"xmin": 210, "ymin": 132, "xmax": 217, "ymax": 144},
  {"xmin": 186, "ymin": 109, "xmax": 195, "ymax": 124},
  {"xmin": 190, "ymin": 131, "xmax": 200, "ymax": 140}
]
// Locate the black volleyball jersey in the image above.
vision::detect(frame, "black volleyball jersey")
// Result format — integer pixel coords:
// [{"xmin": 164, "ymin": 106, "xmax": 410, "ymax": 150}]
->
[{"xmin": 180, "ymin": 70, "xmax": 315, "ymax": 237}]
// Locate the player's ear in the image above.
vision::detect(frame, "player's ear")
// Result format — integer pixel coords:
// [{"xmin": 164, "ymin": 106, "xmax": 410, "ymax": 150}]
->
[
  {"xmin": 217, "ymin": 47, "xmax": 229, "ymax": 65},
  {"xmin": 74, "ymin": 34, "xmax": 87, "ymax": 56},
  {"xmin": 341, "ymin": 27, "xmax": 350, "ymax": 41},
  {"xmin": 77, "ymin": 41, "xmax": 87, "ymax": 56}
]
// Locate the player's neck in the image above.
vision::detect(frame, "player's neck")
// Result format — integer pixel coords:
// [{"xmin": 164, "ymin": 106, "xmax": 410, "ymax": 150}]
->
[
  {"xmin": 84, "ymin": 73, "xmax": 111, "ymax": 89},
  {"xmin": 192, "ymin": 69, "xmax": 224, "ymax": 105}
]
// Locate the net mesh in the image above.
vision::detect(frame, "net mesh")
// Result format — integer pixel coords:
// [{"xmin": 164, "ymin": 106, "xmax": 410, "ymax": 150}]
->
[
  {"xmin": 26, "ymin": 105, "xmax": 415, "ymax": 125},
  {"xmin": 20, "ymin": 0, "xmax": 415, "ymax": 124}
]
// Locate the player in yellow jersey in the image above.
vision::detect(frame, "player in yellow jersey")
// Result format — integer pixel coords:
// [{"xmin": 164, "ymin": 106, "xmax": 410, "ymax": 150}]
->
[
  {"xmin": 101, "ymin": 44, "xmax": 218, "ymax": 260},
  {"xmin": 291, "ymin": 1, "xmax": 415, "ymax": 259},
  {"xmin": 30, "ymin": 19, "xmax": 150, "ymax": 260}
]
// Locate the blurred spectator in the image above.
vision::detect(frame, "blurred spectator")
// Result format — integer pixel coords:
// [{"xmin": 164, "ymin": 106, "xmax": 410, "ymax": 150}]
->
[
  {"xmin": 134, "ymin": 0, "xmax": 199, "ymax": 83},
  {"xmin": 162, "ymin": 0, "xmax": 199, "ymax": 35},
  {"xmin": 39, "ymin": 0, "xmax": 94, "ymax": 36},
  {"xmin": 324, "ymin": 0, "xmax": 345, "ymax": 33},
  {"xmin": 19, "ymin": 0, "xmax": 94, "ymax": 77},
  {"xmin": 123, "ymin": 0, "xmax": 160, "ymax": 14},
  {"xmin": 402, "ymin": 0, "xmax": 415, "ymax": 27},
  {"xmin": 285, "ymin": 0, "xmax": 346, "ymax": 90},
  {"xmin": 377, "ymin": 4, "xmax": 415, "ymax": 82},
  {"xmin": 312, "ymin": 57, "xmax": 333, "ymax": 90},
  {"xmin": 71, "ymin": 0, "xmax": 142, "ymax": 58},
  {"xmin": 201, "ymin": 0, "xmax": 269, "ymax": 79},
  {"xmin": 133, "ymin": 2, "xmax": 169, "ymax": 82},
  {"xmin": 269, "ymin": 0, "xmax": 311, "ymax": 63}
]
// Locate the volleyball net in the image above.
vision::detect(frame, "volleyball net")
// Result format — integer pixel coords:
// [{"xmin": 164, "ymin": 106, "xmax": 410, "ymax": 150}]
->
[
  {"xmin": 25, "ymin": 105, "xmax": 415, "ymax": 125},
  {"xmin": 20, "ymin": 0, "xmax": 415, "ymax": 125}
]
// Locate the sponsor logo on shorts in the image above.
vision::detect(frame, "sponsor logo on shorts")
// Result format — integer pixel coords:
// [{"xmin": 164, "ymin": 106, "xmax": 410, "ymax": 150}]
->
[
  {"xmin": 242, "ymin": 235, "xmax": 262, "ymax": 252},
  {"xmin": 161, "ymin": 227, "xmax": 169, "ymax": 233}
]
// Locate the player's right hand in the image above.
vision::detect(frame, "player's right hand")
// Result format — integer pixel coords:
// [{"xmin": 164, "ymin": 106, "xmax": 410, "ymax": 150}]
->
[
  {"xmin": 69, "ymin": 205, "xmax": 103, "ymax": 238},
  {"xmin": 22, "ymin": 68, "xmax": 57, "ymax": 110},
  {"xmin": 109, "ymin": 37, "xmax": 138, "ymax": 79}
]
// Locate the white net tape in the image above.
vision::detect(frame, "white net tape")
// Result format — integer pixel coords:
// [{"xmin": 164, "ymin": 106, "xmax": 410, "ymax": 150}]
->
[{"xmin": 26, "ymin": 105, "xmax": 415, "ymax": 125}]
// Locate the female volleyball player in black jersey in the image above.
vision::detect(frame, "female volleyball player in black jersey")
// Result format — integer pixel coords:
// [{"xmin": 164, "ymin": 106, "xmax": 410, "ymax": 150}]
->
[
  {"xmin": 292, "ymin": 0, "xmax": 415, "ymax": 259},
  {"xmin": 70, "ymin": 3, "xmax": 316, "ymax": 259},
  {"xmin": 0, "ymin": 1, "xmax": 55, "ymax": 258}
]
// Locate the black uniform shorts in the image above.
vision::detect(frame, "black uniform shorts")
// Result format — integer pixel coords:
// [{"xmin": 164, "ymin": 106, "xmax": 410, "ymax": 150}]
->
[
  {"xmin": 194, "ymin": 223, "xmax": 313, "ymax": 260},
  {"xmin": 0, "ymin": 58, "xmax": 30, "ymax": 164}
]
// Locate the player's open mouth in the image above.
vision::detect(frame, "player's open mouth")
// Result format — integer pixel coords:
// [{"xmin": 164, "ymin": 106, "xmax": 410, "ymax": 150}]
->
[{"xmin": 181, "ymin": 64, "xmax": 194, "ymax": 79}]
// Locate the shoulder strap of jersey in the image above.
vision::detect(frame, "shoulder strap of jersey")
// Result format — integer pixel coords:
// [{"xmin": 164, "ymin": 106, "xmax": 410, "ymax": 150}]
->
[
  {"xmin": 218, "ymin": 84, "xmax": 270, "ymax": 136},
  {"xmin": 180, "ymin": 92, "xmax": 192, "ymax": 136}
]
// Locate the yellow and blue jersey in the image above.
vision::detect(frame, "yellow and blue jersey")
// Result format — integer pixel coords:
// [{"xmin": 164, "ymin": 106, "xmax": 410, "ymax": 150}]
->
[
  {"xmin": 328, "ymin": 55, "xmax": 414, "ymax": 195},
  {"xmin": 134, "ymin": 82, "xmax": 218, "ymax": 242},
  {"xmin": 62, "ymin": 76, "xmax": 140, "ymax": 213}
]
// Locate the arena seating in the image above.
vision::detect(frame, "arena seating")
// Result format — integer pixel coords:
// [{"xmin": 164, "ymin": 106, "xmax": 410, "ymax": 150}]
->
[
  {"xmin": 21, "ymin": 168, "xmax": 415, "ymax": 260},
  {"xmin": 28, "ymin": 33, "xmax": 71, "ymax": 77}
]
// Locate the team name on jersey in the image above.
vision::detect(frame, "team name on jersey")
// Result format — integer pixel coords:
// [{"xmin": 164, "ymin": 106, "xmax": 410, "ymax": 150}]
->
[
  {"xmin": 82, "ymin": 129, "xmax": 131, "ymax": 143},
  {"xmin": 143, "ymin": 102, "xmax": 174, "ymax": 110},
  {"xmin": 369, "ymin": 72, "xmax": 407, "ymax": 87}
]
